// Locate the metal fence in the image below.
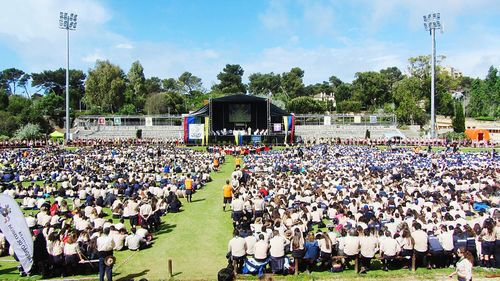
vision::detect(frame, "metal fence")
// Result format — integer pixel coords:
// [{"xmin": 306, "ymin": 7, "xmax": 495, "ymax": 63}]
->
[
  {"xmin": 75, "ymin": 113, "xmax": 397, "ymax": 129},
  {"xmin": 75, "ymin": 115, "xmax": 184, "ymax": 129},
  {"xmin": 294, "ymin": 114, "xmax": 397, "ymax": 126}
]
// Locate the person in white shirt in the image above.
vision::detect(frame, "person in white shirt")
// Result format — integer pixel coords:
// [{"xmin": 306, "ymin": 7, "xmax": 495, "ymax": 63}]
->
[
  {"xmin": 449, "ymin": 247, "xmax": 473, "ymax": 281},
  {"xmin": 253, "ymin": 234, "xmax": 269, "ymax": 262},
  {"xmin": 411, "ymin": 223, "xmax": 429, "ymax": 270},
  {"xmin": 359, "ymin": 228, "xmax": 378, "ymax": 273},
  {"xmin": 139, "ymin": 201, "xmax": 153, "ymax": 230},
  {"xmin": 438, "ymin": 225, "xmax": 455, "ymax": 267},
  {"xmin": 342, "ymin": 229, "xmax": 360, "ymax": 268},
  {"xmin": 227, "ymin": 230, "xmax": 246, "ymax": 273},
  {"xmin": 125, "ymin": 227, "xmax": 146, "ymax": 251},
  {"xmin": 231, "ymin": 194, "xmax": 244, "ymax": 223},
  {"xmin": 96, "ymin": 228, "xmax": 115, "ymax": 281},
  {"xmin": 380, "ymin": 231, "xmax": 399, "ymax": 271},
  {"xmin": 244, "ymin": 234, "xmax": 257, "ymax": 256},
  {"xmin": 269, "ymin": 230, "xmax": 287, "ymax": 274}
]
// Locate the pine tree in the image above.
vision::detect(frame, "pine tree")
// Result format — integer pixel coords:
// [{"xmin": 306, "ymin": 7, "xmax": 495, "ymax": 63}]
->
[{"xmin": 452, "ymin": 101, "xmax": 465, "ymax": 133}]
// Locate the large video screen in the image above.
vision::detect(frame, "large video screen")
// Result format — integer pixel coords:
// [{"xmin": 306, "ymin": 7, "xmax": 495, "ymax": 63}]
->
[{"xmin": 229, "ymin": 104, "xmax": 251, "ymax": 123}]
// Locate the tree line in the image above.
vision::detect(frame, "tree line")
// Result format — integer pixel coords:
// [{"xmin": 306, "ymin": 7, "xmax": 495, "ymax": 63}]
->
[{"xmin": 0, "ymin": 56, "xmax": 498, "ymax": 138}]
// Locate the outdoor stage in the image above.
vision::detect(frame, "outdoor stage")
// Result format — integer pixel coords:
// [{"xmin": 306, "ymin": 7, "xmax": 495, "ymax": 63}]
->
[{"xmin": 184, "ymin": 94, "xmax": 295, "ymax": 145}]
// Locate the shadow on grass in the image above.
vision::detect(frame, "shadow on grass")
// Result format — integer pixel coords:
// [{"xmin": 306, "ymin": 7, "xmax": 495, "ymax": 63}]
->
[
  {"xmin": 156, "ymin": 223, "xmax": 177, "ymax": 235},
  {"xmin": 190, "ymin": 198, "xmax": 206, "ymax": 203},
  {"xmin": 115, "ymin": 269, "xmax": 150, "ymax": 281},
  {"xmin": 0, "ymin": 265, "xmax": 17, "ymax": 275}
]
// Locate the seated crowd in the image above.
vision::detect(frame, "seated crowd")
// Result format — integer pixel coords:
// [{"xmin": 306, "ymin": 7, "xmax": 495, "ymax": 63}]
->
[
  {"xmin": 226, "ymin": 144, "xmax": 499, "ymax": 276},
  {"xmin": 0, "ymin": 144, "xmax": 216, "ymax": 278}
]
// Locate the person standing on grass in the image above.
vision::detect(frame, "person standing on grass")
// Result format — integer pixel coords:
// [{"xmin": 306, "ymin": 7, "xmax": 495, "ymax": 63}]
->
[
  {"xmin": 185, "ymin": 174, "xmax": 194, "ymax": 203},
  {"xmin": 228, "ymin": 230, "xmax": 246, "ymax": 273},
  {"xmin": 97, "ymin": 227, "xmax": 115, "ymax": 281},
  {"xmin": 223, "ymin": 179, "xmax": 233, "ymax": 212},
  {"xmin": 235, "ymin": 156, "xmax": 242, "ymax": 169},
  {"xmin": 448, "ymin": 248, "xmax": 473, "ymax": 281}
]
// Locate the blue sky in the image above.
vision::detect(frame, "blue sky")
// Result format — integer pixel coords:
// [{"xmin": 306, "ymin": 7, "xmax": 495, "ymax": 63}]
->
[{"xmin": 0, "ymin": 0, "xmax": 499, "ymax": 89}]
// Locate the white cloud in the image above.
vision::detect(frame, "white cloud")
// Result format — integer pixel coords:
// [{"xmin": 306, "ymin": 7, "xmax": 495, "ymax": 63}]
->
[
  {"xmin": 365, "ymin": 0, "xmax": 500, "ymax": 32},
  {"xmin": 300, "ymin": 1, "xmax": 335, "ymax": 35},
  {"xmin": 82, "ymin": 52, "xmax": 104, "ymax": 63},
  {"xmin": 259, "ymin": 0, "xmax": 290, "ymax": 31},
  {"xmin": 116, "ymin": 43, "xmax": 133, "ymax": 49},
  {"xmin": 243, "ymin": 40, "xmax": 411, "ymax": 84}
]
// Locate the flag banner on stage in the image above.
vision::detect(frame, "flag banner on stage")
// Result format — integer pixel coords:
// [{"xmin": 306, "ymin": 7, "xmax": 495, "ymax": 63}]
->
[
  {"xmin": 289, "ymin": 115, "xmax": 295, "ymax": 144},
  {"xmin": 188, "ymin": 124, "xmax": 204, "ymax": 140},
  {"xmin": 283, "ymin": 116, "xmax": 289, "ymax": 143},
  {"xmin": 0, "ymin": 194, "xmax": 33, "ymax": 272},
  {"xmin": 204, "ymin": 117, "xmax": 209, "ymax": 145},
  {"xmin": 184, "ymin": 116, "xmax": 195, "ymax": 143}
]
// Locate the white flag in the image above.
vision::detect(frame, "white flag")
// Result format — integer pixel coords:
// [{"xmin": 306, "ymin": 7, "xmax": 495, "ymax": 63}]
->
[{"xmin": 0, "ymin": 194, "xmax": 34, "ymax": 272}]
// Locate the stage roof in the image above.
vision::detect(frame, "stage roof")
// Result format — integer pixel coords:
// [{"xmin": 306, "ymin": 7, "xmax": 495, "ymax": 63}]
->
[{"xmin": 188, "ymin": 94, "xmax": 291, "ymax": 117}]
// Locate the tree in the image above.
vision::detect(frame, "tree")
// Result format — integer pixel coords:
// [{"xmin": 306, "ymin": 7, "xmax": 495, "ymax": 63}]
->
[
  {"xmin": 14, "ymin": 123, "xmax": 42, "ymax": 140},
  {"xmin": 1, "ymin": 68, "xmax": 25, "ymax": 95},
  {"xmin": 31, "ymin": 68, "xmax": 86, "ymax": 110},
  {"xmin": 18, "ymin": 73, "xmax": 32, "ymax": 97},
  {"xmin": 452, "ymin": 101, "xmax": 465, "ymax": 133},
  {"xmin": 286, "ymin": 96, "xmax": 324, "ymax": 113},
  {"xmin": 329, "ymin": 75, "xmax": 343, "ymax": 89},
  {"xmin": 407, "ymin": 55, "xmax": 445, "ymax": 80},
  {"xmin": 145, "ymin": 93, "xmax": 168, "ymax": 115},
  {"xmin": 125, "ymin": 60, "xmax": 147, "ymax": 111},
  {"xmin": 178, "ymin": 72, "xmax": 204, "ymax": 95},
  {"xmin": 281, "ymin": 67, "xmax": 305, "ymax": 98},
  {"xmin": 335, "ymin": 83, "xmax": 352, "ymax": 103},
  {"xmin": 144, "ymin": 92, "xmax": 187, "ymax": 115},
  {"xmin": 162, "ymin": 78, "xmax": 181, "ymax": 93},
  {"xmin": 34, "ymin": 91, "xmax": 65, "ymax": 118},
  {"xmin": 213, "ymin": 64, "xmax": 246, "ymax": 94},
  {"xmin": 467, "ymin": 66, "xmax": 500, "ymax": 118},
  {"xmin": 0, "ymin": 88, "xmax": 8, "ymax": 109},
  {"xmin": 145, "ymin": 77, "xmax": 164, "ymax": 94},
  {"xmin": 84, "ymin": 60, "xmax": 126, "ymax": 113},
  {"xmin": 248, "ymin": 72, "xmax": 281, "ymax": 96},
  {"xmin": 392, "ymin": 77, "xmax": 427, "ymax": 125},
  {"xmin": 0, "ymin": 111, "xmax": 19, "ymax": 137},
  {"xmin": 336, "ymin": 100, "xmax": 362, "ymax": 113},
  {"xmin": 351, "ymin": 71, "xmax": 387, "ymax": 108},
  {"xmin": 7, "ymin": 95, "xmax": 32, "ymax": 115}
]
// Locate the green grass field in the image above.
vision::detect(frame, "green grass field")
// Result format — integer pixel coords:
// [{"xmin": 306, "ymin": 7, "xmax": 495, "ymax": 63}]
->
[{"xmin": 0, "ymin": 154, "xmax": 498, "ymax": 280}]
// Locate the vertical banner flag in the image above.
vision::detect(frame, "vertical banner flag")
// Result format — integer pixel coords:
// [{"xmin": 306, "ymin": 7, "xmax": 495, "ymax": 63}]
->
[
  {"xmin": 290, "ymin": 115, "xmax": 295, "ymax": 144},
  {"xmin": 0, "ymin": 194, "xmax": 33, "ymax": 272},
  {"xmin": 204, "ymin": 117, "xmax": 209, "ymax": 146},
  {"xmin": 283, "ymin": 116, "xmax": 289, "ymax": 143},
  {"xmin": 234, "ymin": 131, "xmax": 239, "ymax": 145},
  {"xmin": 183, "ymin": 116, "xmax": 195, "ymax": 143}
]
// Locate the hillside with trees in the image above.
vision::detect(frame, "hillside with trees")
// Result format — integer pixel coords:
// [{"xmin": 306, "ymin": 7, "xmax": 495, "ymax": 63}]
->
[{"xmin": 0, "ymin": 57, "xmax": 498, "ymax": 138}]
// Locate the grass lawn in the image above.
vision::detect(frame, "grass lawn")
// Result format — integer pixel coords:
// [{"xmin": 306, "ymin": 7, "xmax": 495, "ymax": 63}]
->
[{"xmin": 1, "ymin": 154, "xmax": 498, "ymax": 280}]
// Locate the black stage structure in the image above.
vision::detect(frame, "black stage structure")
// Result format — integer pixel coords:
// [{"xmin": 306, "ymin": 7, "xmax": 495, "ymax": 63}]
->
[{"xmin": 183, "ymin": 94, "xmax": 295, "ymax": 145}]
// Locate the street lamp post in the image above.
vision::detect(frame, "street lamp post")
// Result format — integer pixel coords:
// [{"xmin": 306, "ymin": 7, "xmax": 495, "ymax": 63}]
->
[
  {"xmin": 423, "ymin": 13, "xmax": 442, "ymax": 139},
  {"xmin": 59, "ymin": 12, "xmax": 78, "ymax": 142}
]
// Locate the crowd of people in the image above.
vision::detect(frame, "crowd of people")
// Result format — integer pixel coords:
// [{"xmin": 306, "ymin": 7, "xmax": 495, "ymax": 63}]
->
[
  {"xmin": 225, "ymin": 144, "xmax": 499, "ymax": 279},
  {"xmin": 0, "ymin": 144, "xmax": 214, "ymax": 279}
]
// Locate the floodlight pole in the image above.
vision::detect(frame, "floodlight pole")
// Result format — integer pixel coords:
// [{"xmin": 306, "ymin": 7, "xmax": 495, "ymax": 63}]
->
[
  {"xmin": 65, "ymin": 28, "xmax": 70, "ymax": 142},
  {"xmin": 59, "ymin": 12, "xmax": 77, "ymax": 142},
  {"xmin": 430, "ymin": 27, "xmax": 436, "ymax": 139},
  {"xmin": 423, "ymin": 13, "xmax": 441, "ymax": 139}
]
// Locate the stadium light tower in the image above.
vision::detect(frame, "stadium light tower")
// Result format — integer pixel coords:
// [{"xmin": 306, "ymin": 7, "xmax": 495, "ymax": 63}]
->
[
  {"xmin": 59, "ymin": 12, "xmax": 77, "ymax": 142},
  {"xmin": 423, "ymin": 12, "xmax": 442, "ymax": 139}
]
